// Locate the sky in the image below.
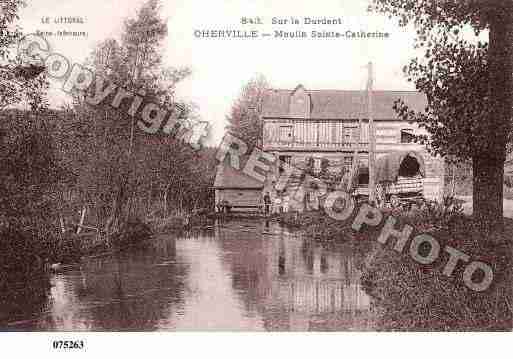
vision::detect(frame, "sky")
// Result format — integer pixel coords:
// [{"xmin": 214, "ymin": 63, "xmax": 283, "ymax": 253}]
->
[{"xmin": 17, "ymin": 0, "xmax": 422, "ymax": 146}]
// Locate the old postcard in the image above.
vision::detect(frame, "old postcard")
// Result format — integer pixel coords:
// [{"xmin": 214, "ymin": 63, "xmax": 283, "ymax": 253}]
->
[{"xmin": 0, "ymin": 0, "xmax": 512, "ymax": 356}]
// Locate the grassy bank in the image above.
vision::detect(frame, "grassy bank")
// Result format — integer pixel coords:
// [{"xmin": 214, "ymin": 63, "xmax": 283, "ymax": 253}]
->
[
  {"xmin": 0, "ymin": 217, "xmax": 155, "ymax": 276},
  {"xmin": 362, "ymin": 218, "xmax": 512, "ymax": 330},
  {"xmin": 56, "ymin": 214, "xmax": 214, "ymax": 262},
  {"xmin": 279, "ymin": 205, "xmax": 512, "ymax": 330},
  {"xmin": 279, "ymin": 210, "xmax": 363, "ymax": 242}
]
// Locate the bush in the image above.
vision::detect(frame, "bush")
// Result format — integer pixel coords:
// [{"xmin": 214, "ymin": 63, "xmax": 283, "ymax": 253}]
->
[
  {"xmin": 110, "ymin": 218, "xmax": 153, "ymax": 251},
  {"xmin": 280, "ymin": 210, "xmax": 365, "ymax": 242},
  {"xmin": 393, "ymin": 196, "xmax": 466, "ymax": 233},
  {"xmin": 50, "ymin": 231, "xmax": 84, "ymax": 264}
]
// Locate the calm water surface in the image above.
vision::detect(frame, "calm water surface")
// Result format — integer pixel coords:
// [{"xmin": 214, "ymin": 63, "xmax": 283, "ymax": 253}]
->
[{"xmin": 2, "ymin": 220, "xmax": 376, "ymax": 331}]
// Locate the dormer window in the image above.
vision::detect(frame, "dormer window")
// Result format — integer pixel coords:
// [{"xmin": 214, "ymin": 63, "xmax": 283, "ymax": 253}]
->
[{"xmin": 289, "ymin": 84, "xmax": 311, "ymax": 118}]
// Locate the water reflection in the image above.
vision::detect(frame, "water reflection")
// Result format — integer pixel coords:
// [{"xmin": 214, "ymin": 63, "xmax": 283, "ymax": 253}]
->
[
  {"xmin": 2, "ymin": 220, "xmax": 374, "ymax": 331},
  {"xmin": 0, "ymin": 274, "xmax": 51, "ymax": 328},
  {"xmin": 216, "ymin": 220, "xmax": 373, "ymax": 331}
]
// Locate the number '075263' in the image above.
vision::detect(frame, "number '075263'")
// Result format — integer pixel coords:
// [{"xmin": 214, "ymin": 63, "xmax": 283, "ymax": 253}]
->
[{"xmin": 52, "ymin": 340, "xmax": 84, "ymax": 350}]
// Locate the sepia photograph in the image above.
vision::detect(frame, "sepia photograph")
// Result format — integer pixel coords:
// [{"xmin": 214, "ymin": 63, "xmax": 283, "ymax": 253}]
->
[{"xmin": 0, "ymin": 0, "xmax": 512, "ymax": 356}]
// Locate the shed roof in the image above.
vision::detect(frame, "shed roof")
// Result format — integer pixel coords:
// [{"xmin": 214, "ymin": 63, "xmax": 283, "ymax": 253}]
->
[
  {"xmin": 213, "ymin": 161, "xmax": 264, "ymax": 189},
  {"xmin": 262, "ymin": 88, "xmax": 427, "ymax": 119}
]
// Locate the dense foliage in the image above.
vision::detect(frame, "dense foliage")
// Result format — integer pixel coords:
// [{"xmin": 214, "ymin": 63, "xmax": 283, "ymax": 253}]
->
[
  {"xmin": 370, "ymin": 0, "xmax": 513, "ymax": 228},
  {"xmin": 0, "ymin": 0, "xmax": 216, "ymax": 285},
  {"xmin": 226, "ymin": 74, "xmax": 268, "ymax": 150}
]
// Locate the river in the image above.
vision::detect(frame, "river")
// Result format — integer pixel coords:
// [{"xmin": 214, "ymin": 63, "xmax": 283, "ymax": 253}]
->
[{"xmin": 1, "ymin": 219, "xmax": 376, "ymax": 331}]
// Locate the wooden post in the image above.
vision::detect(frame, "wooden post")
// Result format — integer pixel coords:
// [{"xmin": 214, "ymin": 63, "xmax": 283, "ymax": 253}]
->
[
  {"xmin": 59, "ymin": 213, "xmax": 66, "ymax": 234},
  {"xmin": 351, "ymin": 94, "xmax": 364, "ymax": 193},
  {"xmin": 76, "ymin": 206, "xmax": 87, "ymax": 235},
  {"xmin": 451, "ymin": 163, "xmax": 456, "ymax": 197},
  {"xmin": 367, "ymin": 62, "xmax": 376, "ymax": 204}
]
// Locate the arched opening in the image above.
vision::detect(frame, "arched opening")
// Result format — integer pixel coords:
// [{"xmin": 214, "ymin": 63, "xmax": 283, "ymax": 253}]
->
[{"xmin": 399, "ymin": 155, "xmax": 421, "ymax": 177}]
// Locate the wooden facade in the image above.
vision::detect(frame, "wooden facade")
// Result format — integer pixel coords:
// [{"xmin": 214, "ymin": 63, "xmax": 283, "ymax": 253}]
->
[
  {"xmin": 213, "ymin": 85, "xmax": 446, "ymax": 211},
  {"xmin": 214, "ymin": 189, "xmax": 262, "ymax": 212},
  {"xmin": 261, "ymin": 85, "xmax": 445, "ymax": 202},
  {"xmin": 263, "ymin": 119, "xmax": 368, "ymax": 152}
]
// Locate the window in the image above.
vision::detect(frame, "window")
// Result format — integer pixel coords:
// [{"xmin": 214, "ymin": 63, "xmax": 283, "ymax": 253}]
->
[
  {"xmin": 279, "ymin": 155, "xmax": 292, "ymax": 165},
  {"xmin": 344, "ymin": 127, "xmax": 352, "ymax": 143},
  {"xmin": 279, "ymin": 126, "xmax": 293, "ymax": 143},
  {"xmin": 344, "ymin": 126, "xmax": 358, "ymax": 143},
  {"xmin": 401, "ymin": 129, "xmax": 415, "ymax": 144},
  {"xmin": 343, "ymin": 156, "xmax": 353, "ymax": 172}
]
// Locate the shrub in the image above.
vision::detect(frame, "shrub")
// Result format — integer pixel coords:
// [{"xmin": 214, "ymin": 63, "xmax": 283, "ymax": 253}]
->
[
  {"xmin": 50, "ymin": 231, "xmax": 84, "ymax": 264},
  {"xmin": 110, "ymin": 218, "xmax": 153, "ymax": 251},
  {"xmin": 397, "ymin": 196, "xmax": 466, "ymax": 233}
]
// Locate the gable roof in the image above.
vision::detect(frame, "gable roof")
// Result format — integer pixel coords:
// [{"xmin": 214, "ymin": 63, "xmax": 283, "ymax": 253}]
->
[
  {"xmin": 262, "ymin": 88, "xmax": 427, "ymax": 120},
  {"xmin": 213, "ymin": 160, "xmax": 264, "ymax": 189}
]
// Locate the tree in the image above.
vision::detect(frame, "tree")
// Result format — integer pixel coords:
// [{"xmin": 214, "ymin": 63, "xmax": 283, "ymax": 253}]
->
[
  {"xmin": 0, "ymin": 0, "xmax": 25, "ymax": 109},
  {"xmin": 226, "ymin": 74, "xmax": 268, "ymax": 150},
  {"xmin": 371, "ymin": 0, "xmax": 513, "ymax": 230},
  {"xmin": 62, "ymin": 0, "xmax": 209, "ymax": 235},
  {"xmin": 1, "ymin": 0, "xmax": 58, "ymax": 227},
  {"xmin": 0, "ymin": 0, "xmax": 24, "ymax": 58},
  {"xmin": 0, "ymin": 2, "xmax": 76, "ymax": 278}
]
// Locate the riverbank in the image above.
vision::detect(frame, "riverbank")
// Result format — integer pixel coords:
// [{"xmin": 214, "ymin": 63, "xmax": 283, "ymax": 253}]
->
[
  {"xmin": 148, "ymin": 214, "xmax": 214, "ymax": 233},
  {"xmin": 279, "ymin": 210, "xmax": 361, "ymax": 242},
  {"xmin": 77, "ymin": 215, "xmax": 215, "ymax": 261},
  {"xmin": 279, "ymin": 207, "xmax": 512, "ymax": 330},
  {"xmin": 362, "ymin": 217, "xmax": 512, "ymax": 330}
]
